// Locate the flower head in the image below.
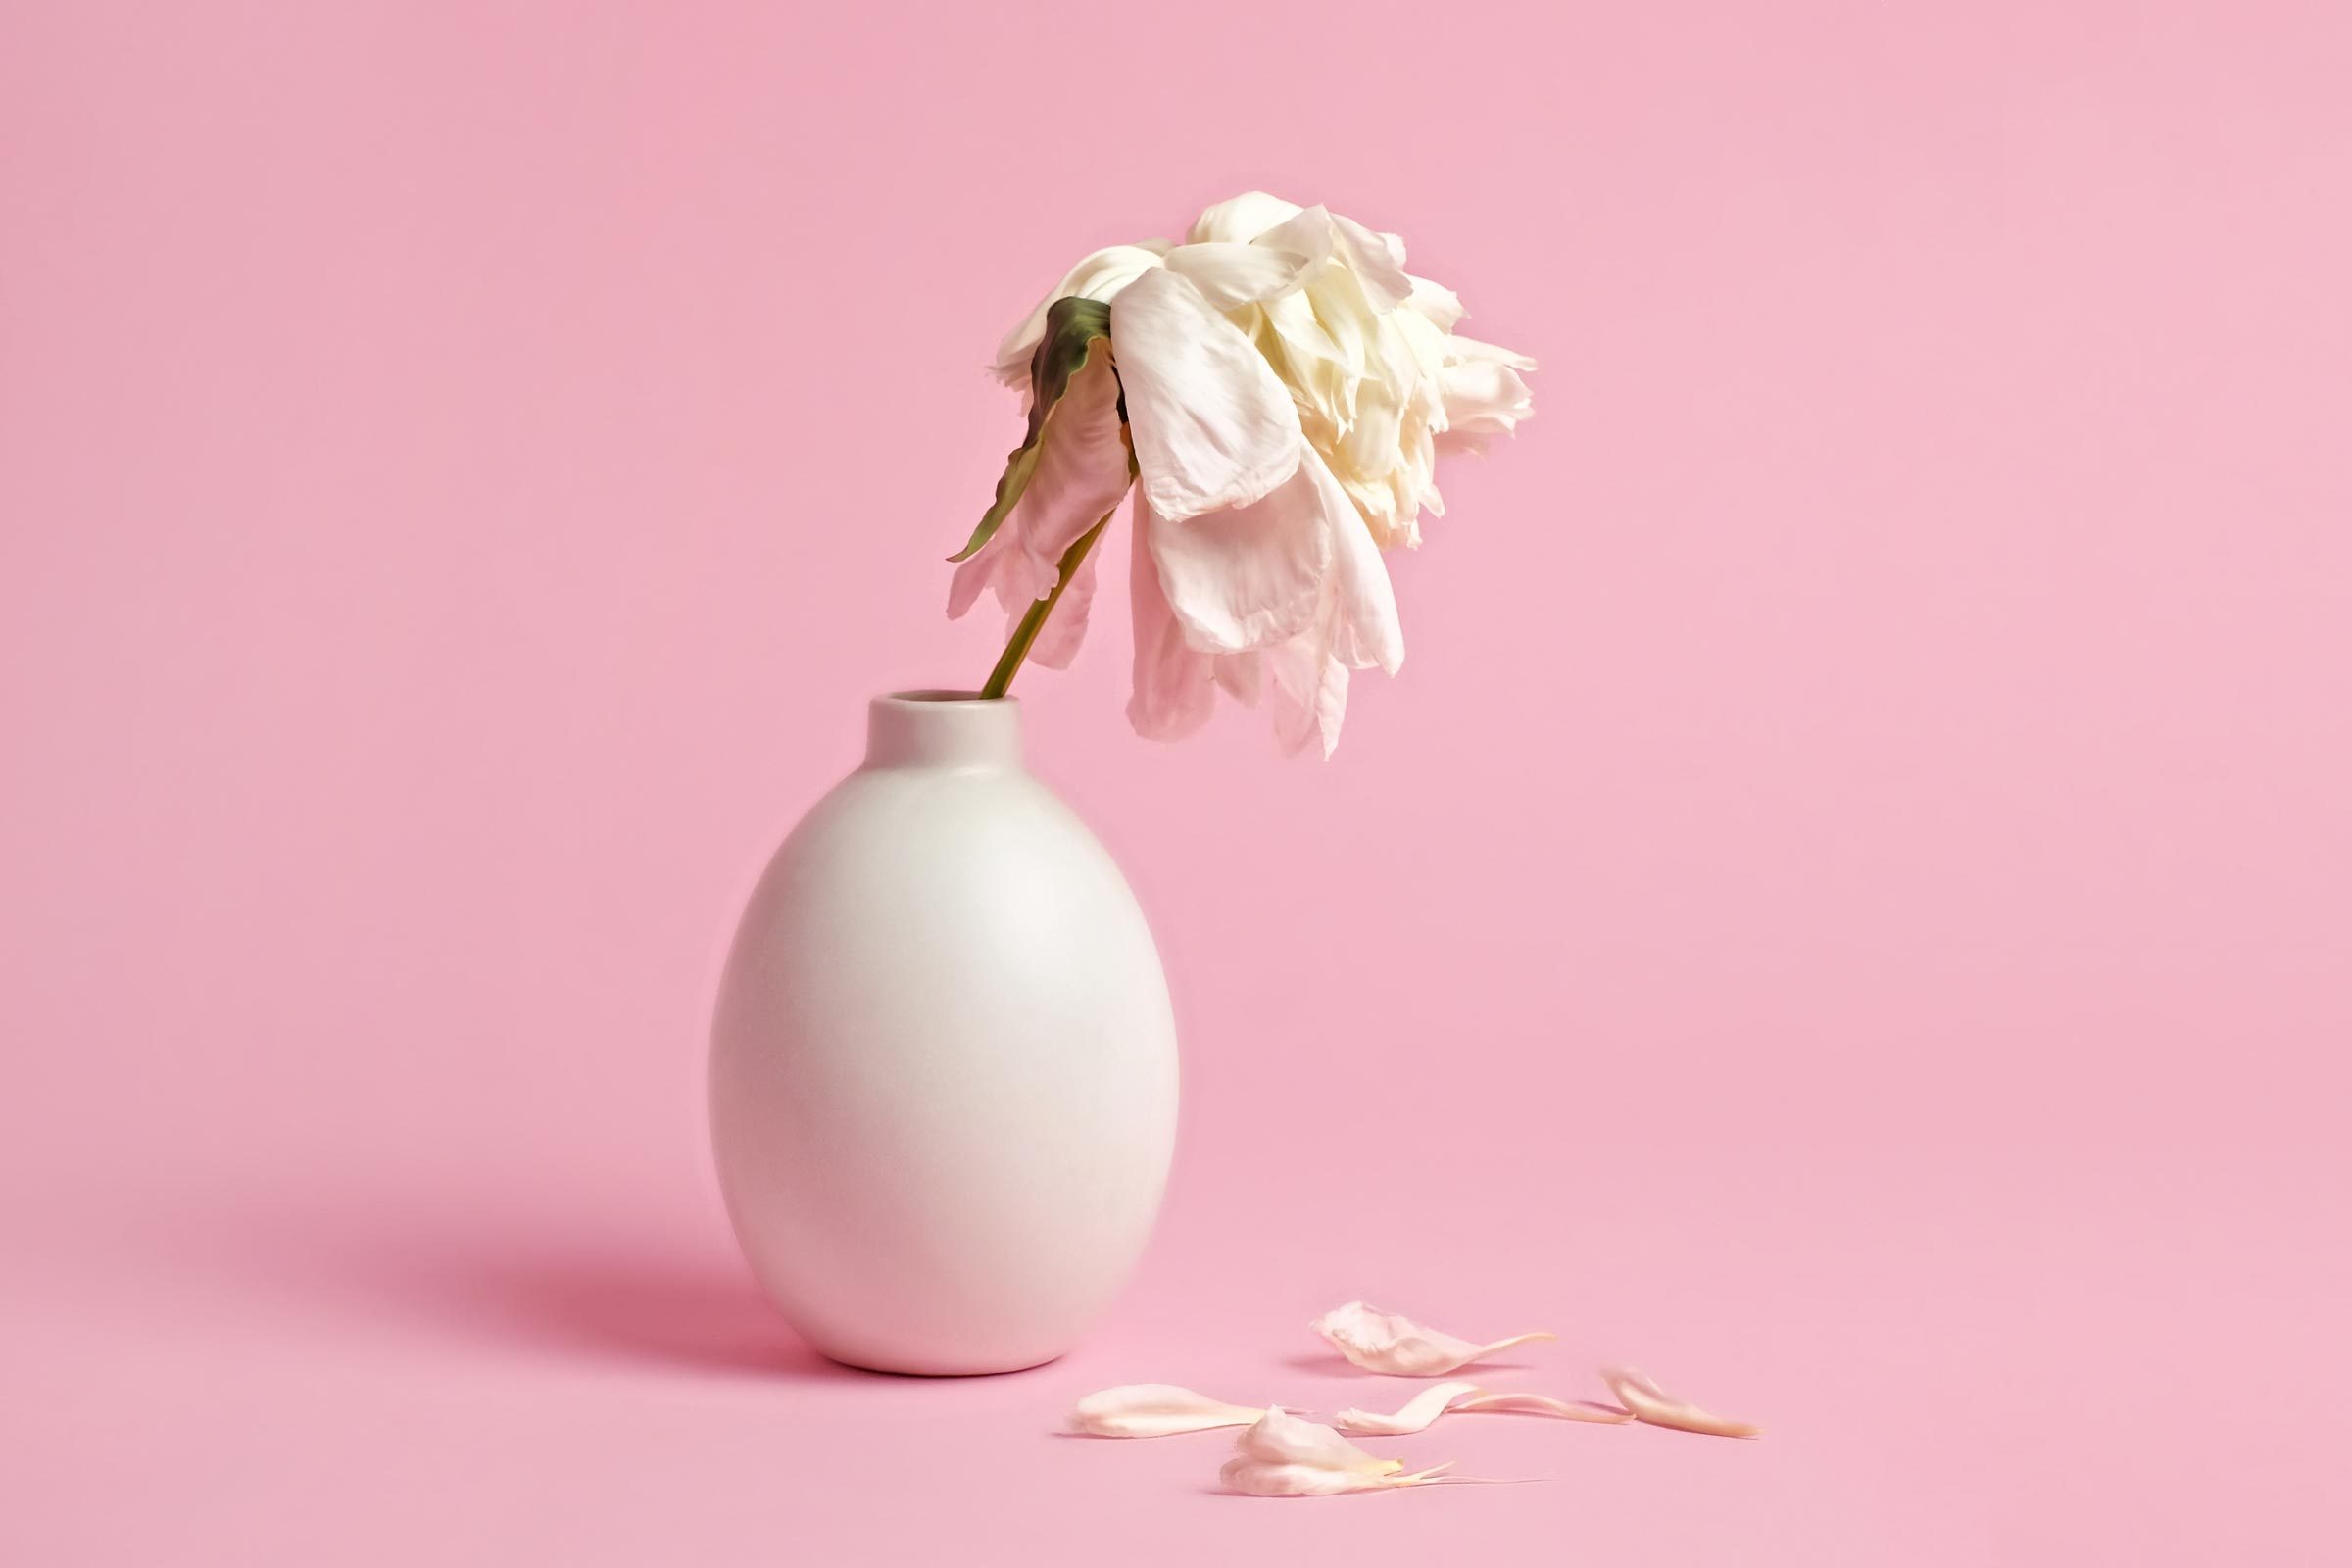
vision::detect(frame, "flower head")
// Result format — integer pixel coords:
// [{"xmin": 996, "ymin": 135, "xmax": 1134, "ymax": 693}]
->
[{"xmin": 956, "ymin": 194, "xmax": 1534, "ymax": 756}]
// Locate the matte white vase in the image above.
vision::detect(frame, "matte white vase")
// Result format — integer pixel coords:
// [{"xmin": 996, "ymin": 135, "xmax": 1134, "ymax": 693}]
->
[{"xmin": 710, "ymin": 691, "xmax": 1178, "ymax": 1374}]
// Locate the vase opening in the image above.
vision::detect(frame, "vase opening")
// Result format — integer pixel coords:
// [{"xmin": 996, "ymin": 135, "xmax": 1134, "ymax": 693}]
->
[{"xmin": 866, "ymin": 690, "xmax": 1022, "ymax": 770}]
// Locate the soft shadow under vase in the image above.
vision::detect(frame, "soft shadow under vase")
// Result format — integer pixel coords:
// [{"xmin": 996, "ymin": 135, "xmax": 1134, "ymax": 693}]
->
[{"xmin": 709, "ymin": 692, "xmax": 1177, "ymax": 1374}]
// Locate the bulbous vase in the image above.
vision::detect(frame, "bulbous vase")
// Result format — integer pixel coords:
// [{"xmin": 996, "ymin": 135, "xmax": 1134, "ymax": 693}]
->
[{"xmin": 710, "ymin": 691, "xmax": 1177, "ymax": 1374}]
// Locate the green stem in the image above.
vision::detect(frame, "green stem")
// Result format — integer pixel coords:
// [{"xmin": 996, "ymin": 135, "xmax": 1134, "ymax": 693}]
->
[{"xmin": 980, "ymin": 514, "xmax": 1112, "ymax": 699}]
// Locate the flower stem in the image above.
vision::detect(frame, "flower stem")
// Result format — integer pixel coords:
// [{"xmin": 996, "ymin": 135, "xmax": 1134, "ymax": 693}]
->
[{"xmin": 980, "ymin": 515, "xmax": 1111, "ymax": 699}]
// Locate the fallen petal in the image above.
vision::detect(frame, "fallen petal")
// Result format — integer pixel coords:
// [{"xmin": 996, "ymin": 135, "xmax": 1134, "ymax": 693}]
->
[
  {"xmin": 1601, "ymin": 1366, "xmax": 1761, "ymax": 1440},
  {"xmin": 1458, "ymin": 1392, "xmax": 1634, "ymax": 1424},
  {"xmin": 1333, "ymin": 1382, "xmax": 1485, "ymax": 1436},
  {"xmin": 1312, "ymin": 1300, "xmax": 1556, "ymax": 1377},
  {"xmin": 1070, "ymin": 1384, "xmax": 1266, "ymax": 1439},
  {"xmin": 1222, "ymin": 1408, "xmax": 1453, "ymax": 1497},
  {"xmin": 1337, "ymin": 1383, "xmax": 1635, "ymax": 1434},
  {"xmin": 1218, "ymin": 1457, "xmax": 1453, "ymax": 1497}
]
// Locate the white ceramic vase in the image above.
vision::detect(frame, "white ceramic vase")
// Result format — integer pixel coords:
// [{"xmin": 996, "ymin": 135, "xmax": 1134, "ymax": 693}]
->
[{"xmin": 709, "ymin": 691, "xmax": 1178, "ymax": 1374}]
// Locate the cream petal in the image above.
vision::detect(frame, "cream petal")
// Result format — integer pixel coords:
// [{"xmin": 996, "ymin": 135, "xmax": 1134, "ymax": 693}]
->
[
  {"xmin": 1322, "ymin": 475, "xmax": 1404, "ymax": 676},
  {"xmin": 1112, "ymin": 268, "xmax": 1304, "ymax": 523},
  {"xmin": 1068, "ymin": 1384, "xmax": 1265, "ymax": 1438},
  {"xmin": 1602, "ymin": 1367, "xmax": 1761, "ymax": 1440},
  {"xmin": 991, "ymin": 242, "xmax": 1169, "ymax": 385},
  {"xmin": 1218, "ymin": 1458, "xmax": 1455, "ymax": 1497},
  {"xmin": 1162, "ymin": 241, "xmax": 1314, "ymax": 310},
  {"xmin": 1147, "ymin": 455, "xmax": 1338, "ymax": 656},
  {"xmin": 1125, "ymin": 498, "xmax": 1219, "ymax": 742},
  {"xmin": 1189, "ymin": 190, "xmax": 1305, "ymax": 245},
  {"xmin": 1333, "ymin": 1382, "xmax": 1485, "ymax": 1437},
  {"xmin": 1405, "ymin": 273, "xmax": 1465, "ymax": 331},
  {"xmin": 1234, "ymin": 1407, "xmax": 1403, "ymax": 1475},
  {"xmin": 1311, "ymin": 1300, "xmax": 1556, "ymax": 1377},
  {"xmin": 1326, "ymin": 210, "xmax": 1413, "ymax": 312},
  {"xmin": 1266, "ymin": 634, "xmax": 1348, "ymax": 760},
  {"xmin": 1437, "ymin": 358, "xmax": 1535, "ymax": 451}
]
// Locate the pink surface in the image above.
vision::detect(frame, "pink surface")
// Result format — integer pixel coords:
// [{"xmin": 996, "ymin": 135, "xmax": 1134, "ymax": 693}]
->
[{"xmin": 3, "ymin": 2, "xmax": 2348, "ymax": 1562}]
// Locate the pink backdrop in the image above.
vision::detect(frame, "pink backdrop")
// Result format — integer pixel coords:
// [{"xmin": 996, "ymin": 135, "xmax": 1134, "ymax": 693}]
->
[{"xmin": 4, "ymin": 2, "xmax": 2347, "ymax": 1562}]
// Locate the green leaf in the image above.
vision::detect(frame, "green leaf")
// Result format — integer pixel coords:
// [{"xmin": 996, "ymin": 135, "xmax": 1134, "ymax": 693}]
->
[{"xmin": 950, "ymin": 296, "xmax": 1116, "ymax": 562}]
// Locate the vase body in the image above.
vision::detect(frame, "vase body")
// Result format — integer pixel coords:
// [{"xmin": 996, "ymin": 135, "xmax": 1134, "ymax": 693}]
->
[{"xmin": 710, "ymin": 692, "xmax": 1177, "ymax": 1374}]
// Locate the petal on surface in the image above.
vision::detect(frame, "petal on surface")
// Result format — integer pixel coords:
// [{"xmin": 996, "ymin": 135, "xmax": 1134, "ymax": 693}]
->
[
  {"xmin": 1233, "ymin": 1407, "xmax": 1404, "ymax": 1476},
  {"xmin": 1162, "ymin": 241, "xmax": 1314, "ymax": 310},
  {"xmin": 991, "ymin": 242, "xmax": 1168, "ymax": 385},
  {"xmin": 1147, "ymin": 456, "xmax": 1335, "ymax": 656},
  {"xmin": 1601, "ymin": 1367, "xmax": 1761, "ymax": 1439},
  {"xmin": 1311, "ymin": 1300, "xmax": 1556, "ymax": 1377},
  {"xmin": 1333, "ymin": 1383, "xmax": 1486, "ymax": 1437},
  {"xmin": 1111, "ymin": 268, "xmax": 1304, "ymax": 522},
  {"xmin": 1458, "ymin": 1392, "xmax": 1635, "ymax": 1424},
  {"xmin": 1218, "ymin": 1458, "xmax": 1453, "ymax": 1497},
  {"xmin": 1125, "ymin": 499, "xmax": 1220, "ymax": 742},
  {"xmin": 1068, "ymin": 1384, "xmax": 1265, "ymax": 1439}
]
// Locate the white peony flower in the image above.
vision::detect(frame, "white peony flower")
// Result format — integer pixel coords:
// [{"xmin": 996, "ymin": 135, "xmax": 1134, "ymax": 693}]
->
[{"xmin": 953, "ymin": 193, "xmax": 1533, "ymax": 757}]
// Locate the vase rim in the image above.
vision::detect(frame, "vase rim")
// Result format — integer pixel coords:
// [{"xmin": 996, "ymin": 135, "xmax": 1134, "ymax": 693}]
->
[
  {"xmin": 878, "ymin": 689, "xmax": 1015, "ymax": 707},
  {"xmin": 866, "ymin": 690, "xmax": 1022, "ymax": 768}
]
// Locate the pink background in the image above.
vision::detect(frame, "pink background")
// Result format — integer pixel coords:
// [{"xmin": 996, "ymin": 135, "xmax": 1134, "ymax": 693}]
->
[{"xmin": 4, "ymin": 2, "xmax": 2347, "ymax": 1562}]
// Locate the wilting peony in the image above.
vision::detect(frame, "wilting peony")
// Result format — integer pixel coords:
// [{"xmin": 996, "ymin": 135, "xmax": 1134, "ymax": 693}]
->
[{"xmin": 952, "ymin": 193, "xmax": 1533, "ymax": 758}]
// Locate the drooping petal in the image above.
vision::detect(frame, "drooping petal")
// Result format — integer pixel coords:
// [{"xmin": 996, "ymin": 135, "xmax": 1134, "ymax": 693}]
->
[
  {"xmin": 1213, "ymin": 650, "xmax": 1261, "ymax": 706},
  {"xmin": 1068, "ymin": 1384, "xmax": 1265, "ymax": 1438},
  {"xmin": 1125, "ymin": 498, "xmax": 1219, "ymax": 742},
  {"xmin": 1311, "ymin": 1301, "xmax": 1556, "ymax": 1377},
  {"xmin": 1265, "ymin": 633, "xmax": 1348, "ymax": 760},
  {"xmin": 1333, "ymin": 1382, "xmax": 1485, "ymax": 1436},
  {"xmin": 1601, "ymin": 1367, "xmax": 1762, "ymax": 1440},
  {"xmin": 947, "ymin": 337, "xmax": 1132, "ymax": 664},
  {"xmin": 1111, "ymin": 267, "xmax": 1304, "ymax": 523},
  {"xmin": 1316, "ymin": 459, "xmax": 1403, "ymax": 674},
  {"xmin": 1325, "ymin": 209, "xmax": 1413, "ymax": 312},
  {"xmin": 1405, "ymin": 273, "xmax": 1465, "ymax": 331},
  {"xmin": 1188, "ymin": 190, "xmax": 1304, "ymax": 245},
  {"xmin": 1162, "ymin": 241, "xmax": 1314, "ymax": 310},
  {"xmin": 1146, "ymin": 454, "xmax": 1335, "ymax": 656},
  {"xmin": 1026, "ymin": 547, "xmax": 1098, "ymax": 670},
  {"xmin": 991, "ymin": 242, "xmax": 1168, "ymax": 385}
]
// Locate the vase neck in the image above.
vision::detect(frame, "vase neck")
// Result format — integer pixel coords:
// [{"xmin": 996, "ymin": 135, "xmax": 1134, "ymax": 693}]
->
[{"xmin": 864, "ymin": 691, "xmax": 1023, "ymax": 770}]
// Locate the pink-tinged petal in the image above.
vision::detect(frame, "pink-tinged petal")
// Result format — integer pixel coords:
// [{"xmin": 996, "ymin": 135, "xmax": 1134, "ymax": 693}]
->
[
  {"xmin": 1162, "ymin": 241, "xmax": 1313, "ymax": 310},
  {"xmin": 948, "ymin": 342, "xmax": 1132, "ymax": 664},
  {"xmin": 1333, "ymin": 1382, "xmax": 1485, "ymax": 1436},
  {"xmin": 1213, "ymin": 651, "xmax": 1261, "ymax": 706},
  {"xmin": 1069, "ymin": 1384, "xmax": 1265, "ymax": 1438},
  {"xmin": 1311, "ymin": 1300, "xmax": 1556, "ymax": 1377},
  {"xmin": 1125, "ymin": 499, "xmax": 1219, "ymax": 741},
  {"xmin": 1219, "ymin": 1458, "xmax": 1456, "ymax": 1497},
  {"xmin": 1147, "ymin": 457, "xmax": 1335, "ymax": 656},
  {"xmin": 991, "ymin": 242, "xmax": 1168, "ymax": 385},
  {"xmin": 1602, "ymin": 1366, "xmax": 1762, "ymax": 1440},
  {"xmin": 1458, "ymin": 1392, "xmax": 1634, "ymax": 1424},
  {"xmin": 1111, "ymin": 268, "xmax": 1304, "ymax": 523},
  {"xmin": 1025, "ymin": 548, "xmax": 1097, "ymax": 670}
]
